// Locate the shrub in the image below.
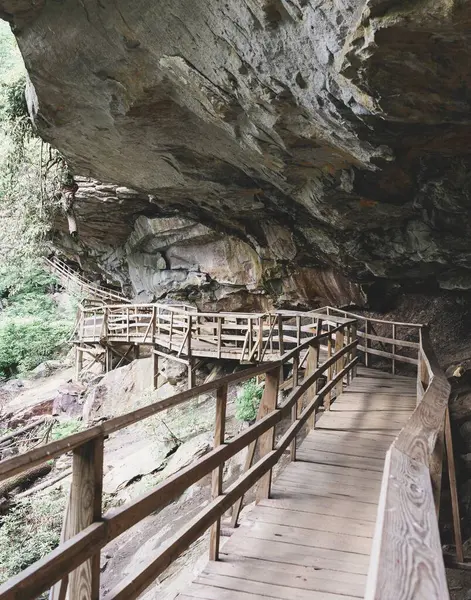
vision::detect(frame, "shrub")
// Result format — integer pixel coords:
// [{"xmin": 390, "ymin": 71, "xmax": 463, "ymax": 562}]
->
[
  {"xmin": 235, "ymin": 379, "xmax": 264, "ymax": 422},
  {"xmin": 0, "ymin": 264, "xmax": 73, "ymax": 378},
  {"xmin": 51, "ymin": 419, "xmax": 83, "ymax": 441},
  {"xmin": 0, "ymin": 489, "xmax": 66, "ymax": 591}
]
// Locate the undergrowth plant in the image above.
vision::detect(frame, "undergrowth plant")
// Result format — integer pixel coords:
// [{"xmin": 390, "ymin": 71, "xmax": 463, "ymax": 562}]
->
[
  {"xmin": 0, "ymin": 489, "xmax": 66, "ymax": 594},
  {"xmin": 235, "ymin": 378, "xmax": 264, "ymax": 422}
]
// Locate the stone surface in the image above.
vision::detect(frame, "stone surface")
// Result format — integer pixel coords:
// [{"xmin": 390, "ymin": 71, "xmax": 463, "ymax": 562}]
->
[{"xmin": 5, "ymin": 1, "xmax": 471, "ymax": 305}]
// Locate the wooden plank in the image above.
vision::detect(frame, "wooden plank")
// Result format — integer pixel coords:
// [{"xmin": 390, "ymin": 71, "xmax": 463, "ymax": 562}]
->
[
  {"xmin": 261, "ymin": 493, "xmax": 379, "ymax": 522},
  {"xmin": 203, "ymin": 556, "xmax": 367, "ymax": 598},
  {"xmin": 194, "ymin": 572, "xmax": 359, "ymax": 600},
  {"xmin": 222, "ymin": 535, "xmax": 370, "ymax": 575},
  {"xmin": 294, "ymin": 448, "xmax": 386, "ymax": 472},
  {"xmin": 281, "ymin": 459, "xmax": 384, "ymax": 482},
  {"xmin": 247, "ymin": 505, "xmax": 375, "ymax": 538},
  {"xmin": 238, "ymin": 519, "xmax": 373, "ymax": 555}
]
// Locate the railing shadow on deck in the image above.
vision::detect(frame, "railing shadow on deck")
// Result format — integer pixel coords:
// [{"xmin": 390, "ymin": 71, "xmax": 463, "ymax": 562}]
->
[{"xmin": 0, "ymin": 316, "xmax": 358, "ymax": 600}]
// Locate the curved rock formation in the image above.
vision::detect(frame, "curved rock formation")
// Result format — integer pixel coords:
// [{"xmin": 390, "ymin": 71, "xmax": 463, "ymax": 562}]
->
[{"xmin": 3, "ymin": 0, "xmax": 471, "ymax": 304}]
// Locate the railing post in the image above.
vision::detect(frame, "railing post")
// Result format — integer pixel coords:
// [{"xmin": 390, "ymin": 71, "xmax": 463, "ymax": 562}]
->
[
  {"xmin": 290, "ymin": 353, "xmax": 300, "ymax": 461},
  {"xmin": 326, "ymin": 328, "xmax": 333, "ymax": 409},
  {"xmin": 335, "ymin": 327, "xmax": 345, "ymax": 400},
  {"xmin": 217, "ymin": 317, "xmax": 222, "ymax": 359},
  {"xmin": 277, "ymin": 315, "xmax": 284, "ymax": 356},
  {"xmin": 364, "ymin": 319, "xmax": 370, "ymax": 367},
  {"xmin": 256, "ymin": 368, "xmax": 280, "ymax": 502},
  {"xmin": 209, "ymin": 383, "xmax": 227, "ymax": 561},
  {"xmin": 152, "ymin": 347, "xmax": 159, "ymax": 390},
  {"xmin": 187, "ymin": 315, "xmax": 194, "ymax": 389},
  {"xmin": 296, "ymin": 315, "xmax": 301, "ymax": 347},
  {"xmin": 351, "ymin": 323, "xmax": 358, "ymax": 379},
  {"xmin": 306, "ymin": 341, "xmax": 319, "ymax": 429},
  {"xmin": 392, "ymin": 323, "xmax": 396, "ymax": 375},
  {"xmin": 258, "ymin": 317, "xmax": 263, "ymax": 362},
  {"xmin": 67, "ymin": 436, "xmax": 104, "ymax": 600}
]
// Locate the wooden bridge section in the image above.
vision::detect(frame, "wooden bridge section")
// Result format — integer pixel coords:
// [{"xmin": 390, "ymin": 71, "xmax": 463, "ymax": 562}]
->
[{"xmin": 0, "ymin": 307, "xmax": 456, "ymax": 600}]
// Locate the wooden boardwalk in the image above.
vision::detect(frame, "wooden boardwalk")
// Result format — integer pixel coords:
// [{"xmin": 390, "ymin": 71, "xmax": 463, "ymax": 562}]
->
[{"xmin": 178, "ymin": 366, "xmax": 416, "ymax": 600}]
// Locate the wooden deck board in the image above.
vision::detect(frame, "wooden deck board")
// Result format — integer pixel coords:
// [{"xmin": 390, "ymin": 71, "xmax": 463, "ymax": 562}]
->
[{"xmin": 176, "ymin": 367, "xmax": 415, "ymax": 600}]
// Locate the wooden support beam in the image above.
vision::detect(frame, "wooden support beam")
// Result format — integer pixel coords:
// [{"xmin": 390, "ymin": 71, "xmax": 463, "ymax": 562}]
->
[
  {"xmin": 209, "ymin": 384, "xmax": 227, "ymax": 561},
  {"xmin": 256, "ymin": 368, "xmax": 280, "ymax": 502},
  {"xmin": 305, "ymin": 343, "xmax": 319, "ymax": 429}
]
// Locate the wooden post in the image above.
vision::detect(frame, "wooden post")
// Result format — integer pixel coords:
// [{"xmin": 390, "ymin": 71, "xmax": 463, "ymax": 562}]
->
[
  {"xmin": 335, "ymin": 327, "xmax": 345, "ymax": 399},
  {"xmin": 187, "ymin": 315, "xmax": 194, "ymax": 389},
  {"xmin": 290, "ymin": 354, "xmax": 300, "ymax": 461},
  {"xmin": 209, "ymin": 384, "xmax": 227, "ymax": 561},
  {"xmin": 392, "ymin": 323, "xmax": 396, "ymax": 375},
  {"xmin": 256, "ymin": 368, "xmax": 280, "ymax": 502},
  {"xmin": 351, "ymin": 323, "xmax": 358, "ymax": 378},
  {"xmin": 217, "ymin": 317, "xmax": 222, "ymax": 359},
  {"xmin": 296, "ymin": 315, "xmax": 301, "ymax": 347},
  {"xmin": 134, "ymin": 344, "xmax": 140, "ymax": 360},
  {"xmin": 277, "ymin": 315, "xmax": 284, "ymax": 356},
  {"xmin": 258, "ymin": 317, "xmax": 263, "ymax": 362},
  {"xmin": 326, "ymin": 329, "xmax": 333, "ymax": 408},
  {"xmin": 364, "ymin": 319, "xmax": 369, "ymax": 367},
  {"xmin": 248, "ymin": 318, "xmax": 253, "ymax": 357},
  {"xmin": 431, "ymin": 420, "xmax": 445, "ymax": 517},
  {"xmin": 306, "ymin": 342, "xmax": 319, "ymax": 429},
  {"xmin": 445, "ymin": 407, "xmax": 464, "ymax": 563},
  {"xmin": 152, "ymin": 347, "xmax": 159, "ymax": 390},
  {"xmin": 75, "ymin": 346, "xmax": 83, "ymax": 381},
  {"xmin": 67, "ymin": 437, "xmax": 104, "ymax": 600}
]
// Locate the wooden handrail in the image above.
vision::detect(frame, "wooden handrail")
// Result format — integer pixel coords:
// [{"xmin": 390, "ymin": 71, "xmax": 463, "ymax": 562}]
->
[
  {"xmin": 0, "ymin": 322, "xmax": 358, "ymax": 600},
  {"xmin": 365, "ymin": 326, "xmax": 450, "ymax": 600}
]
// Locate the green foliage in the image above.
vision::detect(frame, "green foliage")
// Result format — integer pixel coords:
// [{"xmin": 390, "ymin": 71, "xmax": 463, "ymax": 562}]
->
[
  {"xmin": 0, "ymin": 489, "xmax": 66, "ymax": 590},
  {"xmin": 0, "ymin": 264, "xmax": 73, "ymax": 378},
  {"xmin": 51, "ymin": 419, "xmax": 83, "ymax": 441},
  {"xmin": 0, "ymin": 22, "xmax": 69, "ymax": 270},
  {"xmin": 235, "ymin": 379, "xmax": 264, "ymax": 422}
]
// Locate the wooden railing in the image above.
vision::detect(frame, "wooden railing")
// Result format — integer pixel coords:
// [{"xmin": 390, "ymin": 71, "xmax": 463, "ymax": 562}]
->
[
  {"xmin": 44, "ymin": 256, "xmax": 130, "ymax": 304},
  {"xmin": 324, "ymin": 306, "xmax": 422, "ymax": 371},
  {"xmin": 77, "ymin": 303, "xmax": 353, "ymax": 364},
  {"xmin": 0, "ymin": 320, "xmax": 357, "ymax": 600},
  {"xmin": 364, "ymin": 326, "xmax": 450, "ymax": 599}
]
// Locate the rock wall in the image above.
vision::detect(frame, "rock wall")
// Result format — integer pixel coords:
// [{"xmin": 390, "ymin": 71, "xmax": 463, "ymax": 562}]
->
[
  {"xmin": 54, "ymin": 178, "xmax": 362, "ymax": 309},
  {"xmin": 4, "ymin": 0, "xmax": 471, "ymax": 306}
]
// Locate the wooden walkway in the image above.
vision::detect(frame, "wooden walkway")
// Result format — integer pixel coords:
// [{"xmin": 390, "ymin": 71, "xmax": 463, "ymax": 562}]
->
[{"xmin": 178, "ymin": 366, "xmax": 416, "ymax": 600}]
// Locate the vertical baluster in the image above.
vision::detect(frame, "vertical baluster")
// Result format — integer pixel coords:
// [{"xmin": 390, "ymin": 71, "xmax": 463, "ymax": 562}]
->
[
  {"xmin": 209, "ymin": 384, "xmax": 228, "ymax": 560},
  {"xmin": 258, "ymin": 317, "xmax": 263, "ymax": 362},
  {"xmin": 296, "ymin": 315, "xmax": 301, "ymax": 347}
]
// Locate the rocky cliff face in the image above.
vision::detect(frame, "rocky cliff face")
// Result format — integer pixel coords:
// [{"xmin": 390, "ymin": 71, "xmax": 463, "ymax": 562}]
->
[{"xmin": 3, "ymin": 0, "xmax": 471, "ymax": 306}]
